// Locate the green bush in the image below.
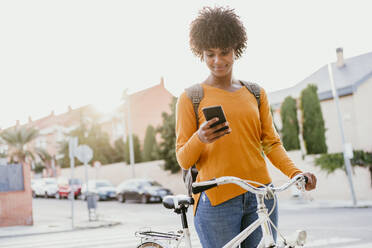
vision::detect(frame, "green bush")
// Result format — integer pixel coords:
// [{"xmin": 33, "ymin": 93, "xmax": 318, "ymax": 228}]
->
[
  {"xmin": 300, "ymin": 84, "xmax": 327, "ymax": 154},
  {"xmin": 143, "ymin": 125, "xmax": 158, "ymax": 162},
  {"xmin": 112, "ymin": 138, "xmax": 126, "ymax": 163},
  {"xmin": 124, "ymin": 134, "xmax": 142, "ymax": 164},
  {"xmin": 157, "ymin": 97, "xmax": 179, "ymax": 173},
  {"xmin": 33, "ymin": 162, "xmax": 45, "ymax": 174},
  {"xmin": 315, "ymin": 150, "xmax": 372, "ymax": 186},
  {"xmin": 280, "ymin": 96, "xmax": 300, "ymax": 150},
  {"xmin": 314, "ymin": 153, "xmax": 344, "ymax": 174},
  {"xmin": 58, "ymin": 122, "xmax": 121, "ymax": 168}
]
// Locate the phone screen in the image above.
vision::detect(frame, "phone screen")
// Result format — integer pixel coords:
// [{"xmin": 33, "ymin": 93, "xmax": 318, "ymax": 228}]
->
[{"xmin": 202, "ymin": 105, "xmax": 228, "ymax": 132}]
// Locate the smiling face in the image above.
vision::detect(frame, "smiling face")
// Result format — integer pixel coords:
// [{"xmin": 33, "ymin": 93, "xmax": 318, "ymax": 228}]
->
[{"xmin": 203, "ymin": 48, "xmax": 235, "ymax": 78}]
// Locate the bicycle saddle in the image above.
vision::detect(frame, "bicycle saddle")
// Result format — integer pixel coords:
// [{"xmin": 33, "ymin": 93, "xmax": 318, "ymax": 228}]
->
[{"xmin": 162, "ymin": 194, "xmax": 194, "ymax": 210}]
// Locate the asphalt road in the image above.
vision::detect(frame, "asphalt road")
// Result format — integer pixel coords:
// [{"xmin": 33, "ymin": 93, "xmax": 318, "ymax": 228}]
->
[{"xmin": 0, "ymin": 198, "xmax": 371, "ymax": 247}]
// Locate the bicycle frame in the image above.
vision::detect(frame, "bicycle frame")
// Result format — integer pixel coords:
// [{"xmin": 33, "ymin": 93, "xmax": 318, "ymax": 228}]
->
[
  {"xmin": 192, "ymin": 174, "xmax": 308, "ymax": 248},
  {"xmin": 137, "ymin": 175, "xmax": 307, "ymax": 248},
  {"xmin": 223, "ymin": 193, "xmax": 275, "ymax": 248}
]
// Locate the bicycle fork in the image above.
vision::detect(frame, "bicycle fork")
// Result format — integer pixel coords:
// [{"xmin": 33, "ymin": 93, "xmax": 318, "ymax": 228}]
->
[{"xmin": 256, "ymin": 194, "xmax": 276, "ymax": 248}]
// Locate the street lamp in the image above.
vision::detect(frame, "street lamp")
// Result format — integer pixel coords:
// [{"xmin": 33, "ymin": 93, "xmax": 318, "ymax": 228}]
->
[
  {"xmin": 327, "ymin": 63, "xmax": 357, "ymax": 206},
  {"xmin": 122, "ymin": 89, "xmax": 135, "ymax": 178}
]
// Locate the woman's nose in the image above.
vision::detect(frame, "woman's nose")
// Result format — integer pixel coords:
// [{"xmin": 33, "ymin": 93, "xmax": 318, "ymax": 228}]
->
[{"xmin": 214, "ymin": 55, "xmax": 222, "ymax": 64}]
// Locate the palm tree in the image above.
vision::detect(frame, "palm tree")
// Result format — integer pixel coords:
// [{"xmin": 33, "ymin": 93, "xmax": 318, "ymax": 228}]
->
[{"xmin": 0, "ymin": 126, "xmax": 40, "ymax": 164}]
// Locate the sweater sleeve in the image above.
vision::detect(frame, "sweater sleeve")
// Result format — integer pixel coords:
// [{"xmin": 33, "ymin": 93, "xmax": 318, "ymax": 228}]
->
[
  {"xmin": 175, "ymin": 92, "xmax": 207, "ymax": 170},
  {"xmin": 259, "ymin": 89, "xmax": 302, "ymax": 178}
]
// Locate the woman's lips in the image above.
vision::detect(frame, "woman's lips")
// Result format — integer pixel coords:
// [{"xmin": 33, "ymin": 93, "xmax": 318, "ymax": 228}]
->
[{"xmin": 214, "ymin": 66, "xmax": 226, "ymax": 71}]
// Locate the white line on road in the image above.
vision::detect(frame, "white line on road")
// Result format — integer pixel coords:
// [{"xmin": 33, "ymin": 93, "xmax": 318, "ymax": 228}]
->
[{"xmin": 306, "ymin": 237, "xmax": 360, "ymax": 247}]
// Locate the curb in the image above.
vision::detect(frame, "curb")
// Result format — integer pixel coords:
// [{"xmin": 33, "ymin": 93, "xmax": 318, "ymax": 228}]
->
[
  {"xmin": 279, "ymin": 200, "xmax": 372, "ymax": 210},
  {"xmin": 0, "ymin": 221, "xmax": 122, "ymax": 239}
]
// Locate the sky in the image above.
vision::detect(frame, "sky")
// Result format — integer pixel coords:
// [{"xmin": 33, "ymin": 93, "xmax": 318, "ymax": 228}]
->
[{"xmin": 1, "ymin": 0, "xmax": 372, "ymax": 129}]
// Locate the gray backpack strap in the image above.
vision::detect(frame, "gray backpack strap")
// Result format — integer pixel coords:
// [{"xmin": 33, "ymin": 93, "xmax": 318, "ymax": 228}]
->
[
  {"xmin": 240, "ymin": 80, "xmax": 261, "ymax": 108},
  {"xmin": 185, "ymin": 84, "xmax": 204, "ymax": 128},
  {"xmin": 183, "ymin": 84, "xmax": 204, "ymax": 196}
]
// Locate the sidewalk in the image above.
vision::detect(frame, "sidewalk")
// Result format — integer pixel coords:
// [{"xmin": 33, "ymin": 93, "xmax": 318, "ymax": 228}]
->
[
  {"xmin": 279, "ymin": 198, "xmax": 372, "ymax": 210},
  {"xmin": 0, "ymin": 215, "xmax": 121, "ymax": 239},
  {"xmin": 0, "ymin": 198, "xmax": 121, "ymax": 239}
]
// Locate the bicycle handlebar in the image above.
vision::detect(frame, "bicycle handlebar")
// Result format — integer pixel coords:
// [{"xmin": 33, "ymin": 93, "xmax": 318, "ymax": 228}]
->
[{"xmin": 192, "ymin": 174, "xmax": 308, "ymax": 195}]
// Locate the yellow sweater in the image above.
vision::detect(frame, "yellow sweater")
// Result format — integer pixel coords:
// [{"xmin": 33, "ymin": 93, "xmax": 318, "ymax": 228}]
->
[{"xmin": 176, "ymin": 83, "xmax": 302, "ymax": 213}]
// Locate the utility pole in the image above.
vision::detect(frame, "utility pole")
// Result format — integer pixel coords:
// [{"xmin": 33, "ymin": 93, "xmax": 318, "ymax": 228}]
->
[
  {"xmin": 327, "ymin": 63, "xmax": 357, "ymax": 206},
  {"xmin": 122, "ymin": 90, "xmax": 135, "ymax": 178},
  {"xmin": 68, "ymin": 137, "xmax": 78, "ymax": 229}
]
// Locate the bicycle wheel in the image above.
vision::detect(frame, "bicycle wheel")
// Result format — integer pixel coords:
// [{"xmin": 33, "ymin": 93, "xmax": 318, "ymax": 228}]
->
[{"xmin": 137, "ymin": 241, "xmax": 165, "ymax": 248}]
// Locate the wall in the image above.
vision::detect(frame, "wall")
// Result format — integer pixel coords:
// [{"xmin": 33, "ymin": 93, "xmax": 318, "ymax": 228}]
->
[
  {"xmin": 353, "ymin": 77, "xmax": 372, "ymax": 151},
  {"xmin": 127, "ymin": 82, "xmax": 174, "ymax": 143},
  {"xmin": 320, "ymin": 95, "xmax": 357, "ymax": 153},
  {"xmin": 60, "ymin": 160, "xmax": 187, "ymax": 195},
  {"xmin": 60, "ymin": 152, "xmax": 372, "ymax": 202},
  {"xmin": 0, "ymin": 164, "xmax": 33, "ymax": 227},
  {"xmin": 266, "ymin": 151, "xmax": 372, "ymax": 201}
]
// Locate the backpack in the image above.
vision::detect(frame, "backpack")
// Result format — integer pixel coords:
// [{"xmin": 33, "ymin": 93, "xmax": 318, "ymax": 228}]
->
[{"xmin": 182, "ymin": 81, "xmax": 261, "ymax": 196}]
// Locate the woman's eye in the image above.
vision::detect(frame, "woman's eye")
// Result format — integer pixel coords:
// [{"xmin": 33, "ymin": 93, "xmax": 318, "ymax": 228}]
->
[{"xmin": 206, "ymin": 54, "xmax": 214, "ymax": 57}]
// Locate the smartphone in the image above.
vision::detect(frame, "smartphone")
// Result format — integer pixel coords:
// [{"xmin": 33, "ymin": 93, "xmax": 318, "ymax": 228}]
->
[{"xmin": 202, "ymin": 105, "xmax": 228, "ymax": 132}]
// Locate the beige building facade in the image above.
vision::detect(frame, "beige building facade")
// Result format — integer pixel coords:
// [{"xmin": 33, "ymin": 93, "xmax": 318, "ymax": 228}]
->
[
  {"xmin": 320, "ymin": 76, "xmax": 372, "ymax": 153},
  {"xmin": 269, "ymin": 48, "xmax": 372, "ymax": 154}
]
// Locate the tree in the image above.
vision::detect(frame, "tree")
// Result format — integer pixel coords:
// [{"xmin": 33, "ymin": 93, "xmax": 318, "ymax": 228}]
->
[
  {"xmin": 124, "ymin": 134, "xmax": 142, "ymax": 164},
  {"xmin": 0, "ymin": 126, "xmax": 40, "ymax": 164},
  {"xmin": 300, "ymin": 84, "xmax": 327, "ymax": 154},
  {"xmin": 85, "ymin": 124, "xmax": 117, "ymax": 165},
  {"xmin": 58, "ymin": 122, "xmax": 119, "ymax": 168},
  {"xmin": 280, "ymin": 96, "xmax": 300, "ymax": 150},
  {"xmin": 157, "ymin": 97, "xmax": 179, "ymax": 173},
  {"xmin": 112, "ymin": 138, "xmax": 126, "ymax": 163},
  {"xmin": 143, "ymin": 125, "xmax": 157, "ymax": 161}
]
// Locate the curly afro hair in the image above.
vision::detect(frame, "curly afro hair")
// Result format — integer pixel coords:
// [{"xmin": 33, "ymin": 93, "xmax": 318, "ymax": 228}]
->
[{"xmin": 189, "ymin": 6, "xmax": 247, "ymax": 60}]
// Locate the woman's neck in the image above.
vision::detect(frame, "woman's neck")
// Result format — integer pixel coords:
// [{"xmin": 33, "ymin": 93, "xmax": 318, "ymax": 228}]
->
[{"xmin": 205, "ymin": 74, "xmax": 237, "ymax": 89}]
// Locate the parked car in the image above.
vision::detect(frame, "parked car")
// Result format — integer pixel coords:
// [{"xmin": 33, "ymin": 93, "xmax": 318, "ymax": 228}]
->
[
  {"xmin": 32, "ymin": 178, "xmax": 59, "ymax": 198},
  {"xmin": 116, "ymin": 178, "xmax": 173, "ymax": 204},
  {"xmin": 56, "ymin": 178, "xmax": 82, "ymax": 199},
  {"xmin": 81, "ymin": 179, "xmax": 116, "ymax": 201},
  {"xmin": 31, "ymin": 179, "xmax": 38, "ymax": 198}
]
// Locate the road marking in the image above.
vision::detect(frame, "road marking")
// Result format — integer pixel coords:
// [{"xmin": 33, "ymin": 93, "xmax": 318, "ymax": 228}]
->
[
  {"xmin": 306, "ymin": 237, "xmax": 360, "ymax": 247},
  {"xmin": 0, "ymin": 227, "xmax": 202, "ymax": 248},
  {"xmin": 346, "ymin": 243, "xmax": 372, "ymax": 248}
]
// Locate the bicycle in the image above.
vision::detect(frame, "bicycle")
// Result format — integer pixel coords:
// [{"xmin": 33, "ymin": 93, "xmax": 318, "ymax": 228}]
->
[{"xmin": 136, "ymin": 174, "xmax": 308, "ymax": 248}]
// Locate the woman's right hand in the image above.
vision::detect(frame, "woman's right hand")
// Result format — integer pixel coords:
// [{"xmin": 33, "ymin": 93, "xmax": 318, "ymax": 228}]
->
[{"xmin": 197, "ymin": 117, "xmax": 232, "ymax": 144}]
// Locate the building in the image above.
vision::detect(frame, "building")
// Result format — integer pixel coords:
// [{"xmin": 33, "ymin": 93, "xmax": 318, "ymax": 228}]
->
[
  {"xmin": 0, "ymin": 78, "xmax": 174, "ymax": 170},
  {"xmin": 124, "ymin": 77, "xmax": 174, "ymax": 143},
  {"xmin": 268, "ymin": 48, "xmax": 372, "ymax": 153},
  {"xmin": 0, "ymin": 104, "xmax": 101, "ymax": 174}
]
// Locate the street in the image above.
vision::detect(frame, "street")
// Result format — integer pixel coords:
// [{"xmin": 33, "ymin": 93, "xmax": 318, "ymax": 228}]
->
[{"xmin": 0, "ymin": 198, "xmax": 371, "ymax": 247}]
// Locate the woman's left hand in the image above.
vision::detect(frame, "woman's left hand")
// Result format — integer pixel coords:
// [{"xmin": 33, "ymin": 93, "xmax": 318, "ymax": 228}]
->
[{"xmin": 301, "ymin": 172, "xmax": 317, "ymax": 191}]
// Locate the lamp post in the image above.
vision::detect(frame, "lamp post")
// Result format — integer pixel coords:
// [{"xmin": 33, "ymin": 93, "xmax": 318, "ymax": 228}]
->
[
  {"xmin": 327, "ymin": 63, "xmax": 357, "ymax": 206},
  {"xmin": 122, "ymin": 89, "xmax": 135, "ymax": 178}
]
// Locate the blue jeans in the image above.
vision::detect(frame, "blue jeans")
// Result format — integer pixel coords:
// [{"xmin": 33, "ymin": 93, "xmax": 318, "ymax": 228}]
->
[{"xmin": 194, "ymin": 190, "xmax": 278, "ymax": 248}]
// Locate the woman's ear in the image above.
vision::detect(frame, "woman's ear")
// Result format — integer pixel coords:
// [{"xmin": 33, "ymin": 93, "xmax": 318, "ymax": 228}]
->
[{"xmin": 200, "ymin": 51, "xmax": 205, "ymax": 62}]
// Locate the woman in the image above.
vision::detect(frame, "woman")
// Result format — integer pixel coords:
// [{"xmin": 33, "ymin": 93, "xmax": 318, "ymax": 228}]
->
[{"xmin": 175, "ymin": 6, "xmax": 317, "ymax": 248}]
